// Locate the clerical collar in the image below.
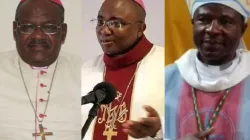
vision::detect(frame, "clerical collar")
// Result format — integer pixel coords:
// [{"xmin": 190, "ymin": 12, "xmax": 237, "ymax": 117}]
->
[
  {"xmin": 175, "ymin": 49, "xmax": 250, "ymax": 92},
  {"xmin": 30, "ymin": 66, "xmax": 49, "ymax": 70},
  {"xmin": 103, "ymin": 35, "xmax": 153, "ymax": 70}
]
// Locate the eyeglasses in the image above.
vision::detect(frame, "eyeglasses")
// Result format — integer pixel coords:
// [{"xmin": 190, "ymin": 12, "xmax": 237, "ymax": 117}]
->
[
  {"xmin": 16, "ymin": 22, "xmax": 63, "ymax": 34},
  {"xmin": 90, "ymin": 19, "xmax": 142, "ymax": 30}
]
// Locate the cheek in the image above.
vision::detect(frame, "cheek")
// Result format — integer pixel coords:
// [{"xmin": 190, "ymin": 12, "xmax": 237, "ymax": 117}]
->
[
  {"xmin": 48, "ymin": 35, "xmax": 61, "ymax": 49},
  {"xmin": 193, "ymin": 26, "xmax": 205, "ymax": 45},
  {"xmin": 16, "ymin": 34, "xmax": 30, "ymax": 48},
  {"xmin": 226, "ymin": 29, "xmax": 241, "ymax": 40},
  {"xmin": 224, "ymin": 28, "xmax": 242, "ymax": 47},
  {"xmin": 115, "ymin": 30, "xmax": 137, "ymax": 44},
  {"xmin": 193, "ymin": 25, "xmax": 205, "ymax": 36},
  {"xmin": 96, "ymin": 31, "xmax": 101, "ymax": 40}
]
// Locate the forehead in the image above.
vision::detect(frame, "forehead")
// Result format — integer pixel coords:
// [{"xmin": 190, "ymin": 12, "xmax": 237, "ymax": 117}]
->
[
  {"xmin": 98, "ymin": 0, "xmax": 136, "ymax": 21},
  {"xmin": 194, "ymin": 3, "xmax": 240, "ymax": 18},
  {"xmin": 18, "ymin": 1, "xmax": 61, "ymax": 23}
]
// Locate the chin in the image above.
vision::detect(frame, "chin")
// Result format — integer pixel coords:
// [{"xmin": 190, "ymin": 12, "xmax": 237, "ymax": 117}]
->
[
  {"xmin": 102, "ymin": 47, "xmax": 115, "ymax": 55},
  {"xmin": 201, "ymin": 55, "xmax": 226, "ymax": 65},
  {"xmin": 199, "ymin": 51, "xmax": 221, "ymax": 61},
  {"xmin": 30, "ymin": 55, "xmax": 47, "ymax": 62},
  {"xmin": 103, "ymin": 52, "xmax": 117, "ymax": 57}
]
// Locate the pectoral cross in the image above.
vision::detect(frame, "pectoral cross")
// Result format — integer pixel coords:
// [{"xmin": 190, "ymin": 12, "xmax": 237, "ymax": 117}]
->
[
  {"xmin": 32, "ymin": 124, "xmax": 53, "ymax": 140},
  {"xmin": 103, "ymin": 127, "xmax": 117, "ymax": 140}
]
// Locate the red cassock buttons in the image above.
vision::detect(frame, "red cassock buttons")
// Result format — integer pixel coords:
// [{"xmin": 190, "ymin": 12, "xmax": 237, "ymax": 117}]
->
[
  {"xmin": 40, "ymin": 70, "xmax": 47, "ymax": 75},
  {"xmin": 40, "ymin": 83, "xmax": 47, "ymax": 88},
  {"xmin": 39, "ymin": 114, "xmax": 47, "ymax": 118},
  {"xmin": 39, "ymin": 98, "xmax": 47, "ymax": 102}
]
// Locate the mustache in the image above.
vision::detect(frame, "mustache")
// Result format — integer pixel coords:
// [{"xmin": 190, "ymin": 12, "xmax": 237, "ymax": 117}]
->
[
  {"xmin": 28, "ymin": 40, "xmax": 50, "ymax": 47},
  {"xmin": 204, "ymin": 35, "xmax": 224, "ymax": 43},
  {"xmin": 203, "ymin": 39, "xmax": 224, "ymax": 44},
  {"xmin": 203, "ymin": 38, "xmax": 224, "ymax": 44}
]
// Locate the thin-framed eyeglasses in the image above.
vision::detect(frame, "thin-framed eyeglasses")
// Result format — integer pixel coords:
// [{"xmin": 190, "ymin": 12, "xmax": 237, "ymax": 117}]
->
[
  {"xmin": 16, "ymin": 22, "xmax": 63, "ymax": 35},
  {"xmin": 90, "ymin": 19, "xmax": 143, "ymax": 30}
]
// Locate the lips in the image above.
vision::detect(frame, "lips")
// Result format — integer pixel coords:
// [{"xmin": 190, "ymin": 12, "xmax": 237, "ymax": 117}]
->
[
  {"xmin": 100, "ymin": 39, "xmax": 114, "ymax": 46},
  {"xmin": 28, "ymin": 44, "xmax": 49, "ymax": 51},
  {"xmin": 203, "ymin": 39, "xmax": 224, "ymax": 47},
  {"xmin": 204, "ymin": 39, "xmax": 223, "ymax": 43}
]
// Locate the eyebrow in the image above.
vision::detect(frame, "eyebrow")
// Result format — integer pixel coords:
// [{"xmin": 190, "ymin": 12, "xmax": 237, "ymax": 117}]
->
[
  {"xmin": 193, "ymin": 13, "xmax": 210, "ymax": 19},
  {"xmin": 196, "ymin": 13, "xmax": 235, "ymax": 21},
  {"xmin": 195, "ymin": 10, "xmax": 211, "ymax": 16},
  {"xmin": 97, "ymin": 15, "xmax": 123, "ymax": 21},
  {"xmin": 18, "ymin": 19, "xmax": 59, "ymax": 24},
  {"xmin": 196, "ymin": 9, "xmax": 236, "ymax": 17},
  {"xmin": 220, "ymin": 13, "xmax": 235, "ymax": 19}
]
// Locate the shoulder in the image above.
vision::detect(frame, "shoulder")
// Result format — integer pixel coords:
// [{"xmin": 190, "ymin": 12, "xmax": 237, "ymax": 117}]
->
[
  {"xmin": 143, "ymin": 45, "xmax": 164, "ymax": 63},
  {"xmin": 82, "ymin": 54, "xmax": 104, "ymax": 69},
  {"xmin": 151, "ymin": 45, "xmax": 164, "ymax": 55},
  {"xmin": 0, "ymin": 50, "xmax": 17, "ymax": 59},
  {"xmin": 0, "ymin": 50, "xmax": 18, "ymax": 65},
  {"xmin": 165, "ymin": 63, "xmax": 179, "ymax": 76},
  {"xmin": 58, "ymin": 51, "xmax": 81, "ymax": 63},
  {"xmin": 57, "ymin": 51, "xmax": 82, "ymax": 73},
  {"xmin": 58, "ymin": 51, "xmax": 82, "ymax": 68},
  {"xmin": 165, "ymin": 63, "xmax": 182, "ymax": 87}
]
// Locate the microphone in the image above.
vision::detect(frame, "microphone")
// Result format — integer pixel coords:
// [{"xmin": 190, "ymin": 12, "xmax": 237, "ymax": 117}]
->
[
  {"xmin": 81, "ymin": 82, "xmax": 117, "ymax": 105},
  {"xmin": 81, "ymin": 82, "xmax": 116, "ymax": 139}
]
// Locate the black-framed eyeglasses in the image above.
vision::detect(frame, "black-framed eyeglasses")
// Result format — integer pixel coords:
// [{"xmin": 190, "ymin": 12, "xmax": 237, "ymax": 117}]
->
[
  {"xmin": 16, "ymin": 22, "xmax": 63, "ymax": 34},
  {"xmin": 90, "ymin": 19, "xmax": 143, "ymax": 30}
]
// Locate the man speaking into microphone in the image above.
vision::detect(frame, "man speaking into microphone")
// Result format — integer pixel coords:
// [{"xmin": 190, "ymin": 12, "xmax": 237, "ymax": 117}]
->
[{"xmin": 81, "ymin": 0, "xmax": 164, "ymax": 140}]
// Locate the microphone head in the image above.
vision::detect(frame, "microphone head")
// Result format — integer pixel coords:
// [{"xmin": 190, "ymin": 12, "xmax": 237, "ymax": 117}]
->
[{"xmin": 93, "ymin": 82, "xmax": 117, "ymax": 104}]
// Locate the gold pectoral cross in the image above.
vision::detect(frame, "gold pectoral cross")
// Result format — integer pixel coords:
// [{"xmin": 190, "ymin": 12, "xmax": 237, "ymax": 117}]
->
[
  {"xmin": 103, "ymin": 127, "xmax": 118, "ymax": 140},
  {"xmin": 32, "ymin": 124, "xmax": 53, "ymax": 140}
]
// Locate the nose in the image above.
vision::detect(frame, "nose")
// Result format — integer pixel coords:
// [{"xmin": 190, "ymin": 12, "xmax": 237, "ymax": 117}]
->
[
  {"xmin": 205, "ymin": 20, "xmax": 222, "ymax": 35},
  {"xmin": 31, "ymin": 26, "xmax": 46, "ymax": 39},
  {"xmin": 98, "ymin": 24, "xmax": 112, "ymax": 35}
]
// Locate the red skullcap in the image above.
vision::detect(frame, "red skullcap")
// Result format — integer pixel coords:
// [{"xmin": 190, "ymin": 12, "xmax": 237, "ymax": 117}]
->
[{"xmin": 20, "ymin": 0, "xmax": 64, "ymax": 8}]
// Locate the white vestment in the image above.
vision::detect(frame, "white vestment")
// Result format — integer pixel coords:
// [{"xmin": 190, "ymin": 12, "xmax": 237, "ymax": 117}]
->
[
  {"xmin": 0, "ymin": 50, "xmax": 81, "ymax": 140},
  {"xmin": 81, "ymin": 45, "xmax": 164, "ymax": 140}
]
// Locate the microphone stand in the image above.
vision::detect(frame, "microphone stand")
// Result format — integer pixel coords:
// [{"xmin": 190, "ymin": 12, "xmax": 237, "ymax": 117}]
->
[{"xmin": 81, "ymin": 103, "xmax": 100, "ymax": 139}]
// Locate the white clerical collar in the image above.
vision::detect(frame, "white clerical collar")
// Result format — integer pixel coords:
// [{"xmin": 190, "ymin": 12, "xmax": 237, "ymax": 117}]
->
[
  {"xmin": 195, "ymin": 51, "xmax": 240, "ymax": 84},
  {"xmin": 31, "ymin": 66, "xmax": 49, "ymax": 70},
  {"xmin": 175, "ymin": 49, "xmax": 250, "ymax": 92}
]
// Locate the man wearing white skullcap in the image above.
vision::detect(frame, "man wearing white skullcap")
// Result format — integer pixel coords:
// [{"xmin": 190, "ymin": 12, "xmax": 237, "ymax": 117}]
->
[
  {"xmin": 165, "ymin": 0, "xmax": 250, "ymax": 140},
  {"xmin": 81, "ymin": 0, "xmax": 164, "ymax": 140}
]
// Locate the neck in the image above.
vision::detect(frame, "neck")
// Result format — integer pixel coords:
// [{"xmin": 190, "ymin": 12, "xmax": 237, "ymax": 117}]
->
[
  {"xmin": 106, "ymin": 36, "xmax": 142, "ymax": 57},
  {"xmin": 22, "ymin": 58, "xmax": 57, "ymax": 67},
  {"xmin": 103, "ymin": 35, "xmax": 153, "ymax": 69},
  {"xmin": 198, "ymin": 52, "xmax": 236, "ymax": 66}
]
